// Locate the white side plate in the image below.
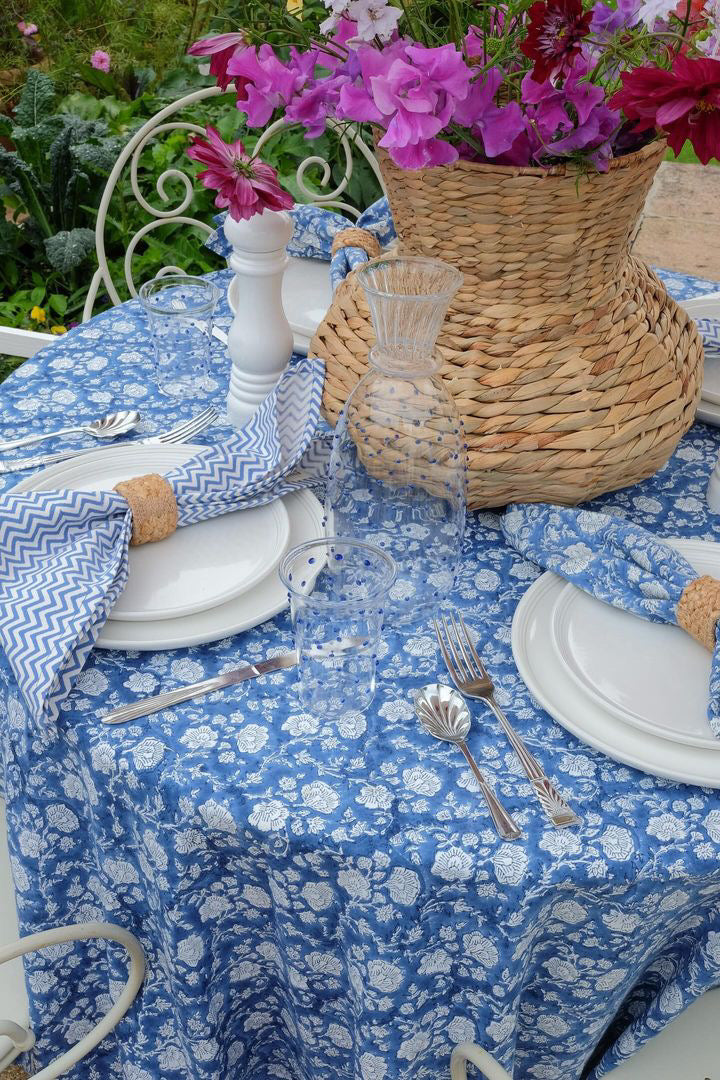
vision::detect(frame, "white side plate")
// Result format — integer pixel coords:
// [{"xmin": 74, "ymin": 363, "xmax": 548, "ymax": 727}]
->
[
  {"xmin": 682, "ymin": 293, "xmax": 720, "ymax": 412},
  {"xmin": 512, "ymin": 538, "xmax": 720, "ymax": 787},
  {"xmin": 12, "ymin": 445, "xmax": 291, "ymax": 623}
]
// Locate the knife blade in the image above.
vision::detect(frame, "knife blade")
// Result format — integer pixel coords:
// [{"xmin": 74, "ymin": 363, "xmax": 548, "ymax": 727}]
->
[{"xmin": 102, "ymin": 650, "xmax": 298, "ymax": 725}]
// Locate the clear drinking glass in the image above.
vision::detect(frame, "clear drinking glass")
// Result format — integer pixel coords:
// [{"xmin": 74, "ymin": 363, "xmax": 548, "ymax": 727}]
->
[
  {"xmin": 279, "ymin": 537, "xmax": 396, "ymax": 718},
  {"xmin": 138, "ymin": 274, "xmax": 220, "ymax": 399},
  {"xmin": 325, "ymin": 256, "xmax": 466, "ymax": 630}
]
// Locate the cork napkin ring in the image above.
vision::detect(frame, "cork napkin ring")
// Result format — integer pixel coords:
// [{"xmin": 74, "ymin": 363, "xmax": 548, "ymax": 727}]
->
[
  {"xmin": 677, "ymin": 576, "xmax": 720, "ymax": 651},
  {"xmin": 331, "ymin": 227, "xmax": 381, "ymax": 260},
  {"xmin": 114, "ymin": 474, "xmax": 178, "ymax": 547}
]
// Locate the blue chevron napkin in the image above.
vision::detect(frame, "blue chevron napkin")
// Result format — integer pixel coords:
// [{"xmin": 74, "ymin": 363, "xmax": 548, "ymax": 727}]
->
[
  {"xmin": 0, "ymin": 359, "xmax": 329, "ymax": 724},
  {"xmin": 503, "ymin": 503, "xmax": 720, "ymax": 735},
  {"xmin": 205, "ymin": 198, "xmax": 396, "ymax": 291},
  {"xmin": 696, "ymin": 317, "xmax": 720, "ymax": 358}
]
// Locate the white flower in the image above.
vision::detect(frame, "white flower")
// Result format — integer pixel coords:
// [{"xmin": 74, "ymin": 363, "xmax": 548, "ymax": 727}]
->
[
  {"xmin": 537, "ymin": 1016, "xmax": 569, "ymax": 1036},
  {"xmin": 647, "ymin": 813, "xmax": 686, "ymax": 841},
  {"xmin": 552, "ymin": 900, "xmax": 586, "ymax": 924},
  {"xmin": 402, "ymin": 765, "xmax": 441, "ymax": 796},
  {"xmin": 398, "ymin": 1030, "xmax": 431, "ymax": 1060},
  {"xmin": 18, "ymin": 830, "xmax": 42, "ymax": 858},
  {"xmin": 283, "ymin": 712, "xmax": 319, "ymax": 736},
  {"xmin": 387, "ymin": 867, "xmax": 420, "ymax": 906},
  {"xmin": 659, "ymin": 982, "xmax": 684, "ymax": 1015},
  {"xmin": 474, "ymin": 569, "xmax": 501, "ymax": 591},
  {"xmin": 493, "ymin": 846, "xmax": 528, "ymax": 885},
  {"xmin": 249, "ymin": 800, "xmax": 288, "ymax": 832},
  {"xmin": 103, "ymin": 858, "xmax": 139, "ymax": 884},
  {"xmin": 177, "ymin": 934, "xmax": 204, "ymax": 967},
  {"xmin": 418, "ymin": 950, "xmax": 452, "ymax": 975},
  {"xmin": 335, "ymin": 710, "xmax": 367, "ymax": 737},
  {"xmin": 308, "ymin": 952, "xmax": 344, "ymax": 975},
  {"xmin": 181, "ymin": 726, "xmax": 218, "ymax": 750},
  {"xmin": 170, "ymin": 658, "xmax": 204, "ymax": 683},
  {"xmin": 301, "ymin": 882, "xmax": 334, "ymax": 910},
  {"xmin": 431, "ymin": 845, "xmax": 473, "ymax": 882},
  {"xmin": 704, "ymin": 809, "xmax": 720, "ymax": 843},
  {"xmin": 243, "ymin": 885, "xmax": 271, "ymax": 908},
  {"xmin": 377, "ymin": 698, "xmax": 415, "ymax": 722},
  {"xmin": 367, "ymin": 959, "xmax": 404, "ymax": 992},
  {"xmin": 301, "ymin": 781, "xmax": 339, "ymax": 814},
  {"xmin": 338, "ymin": 868, "xmax": 371, "ymax": 899},
  {"xmin": 545, "ymin": 957, "xmax": 578, "ymax": 981},
  {"xmin": 76, "ymin": 668, "xmax": 108, "ymax": 696},
  {"xmin": 328, "ymin": 1023, "xmax": 353, "ymax": 1048},
  {"xmin": 356, "ymin": 783, "xmax": 393, "ymax": 810},
  {"xmin": 236, "ymin": 724, "xmax": 269, "ymax": 753},
  {"xmin": 199, "ymin": 799, "xmax": 237, "ymax": 834},
  {"xmin": 600, "ymin": 824, "xmax": 633, "ymax": 861},
  {"xmin": 132, "ymin": 737, "xmax": 165, "ymax": 771},
  {"xmin": 560, "ymin": 542, "xmax": 593, "ymax": 574},
  {"xmin": 705, "ymin": 931, "xmax": 720, "ymax": 964},
  {"xmin": 124, "ymin": 672, "xmax": 157, "ymax": 694},
  {"xmin": 198, "ymin": 895, "xmax": 231, "ymax": 922},
  {"xmin": 602, "ymin": 911, "xmax": 642, "ymax": 933},
  {"xmin": 596, "ymin": 969, "xmax": 626, "ymax": 991},
  {"xmin": 360, "ymin": 1052, "xmax": 387, "ymax": 1080},
  {"xmin": 462, "ymin": 932, "xmax": 498, "ymax": 968},
  {"xmin": 448, "ymin": 1017, "xmax": 475, "ymax": 1044}
]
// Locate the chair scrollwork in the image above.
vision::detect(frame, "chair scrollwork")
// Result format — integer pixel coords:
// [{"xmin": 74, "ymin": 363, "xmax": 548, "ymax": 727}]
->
[{"xmin": 83, "ymin": 85, "xmax": 384, "ymax": 322}]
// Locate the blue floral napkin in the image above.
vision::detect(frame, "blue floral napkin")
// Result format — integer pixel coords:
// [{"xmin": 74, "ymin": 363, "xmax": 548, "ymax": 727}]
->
[
  {"xmin": 205, "ymin": 197, "xmax": 396, "ymax": 291},
  {"xmin": 502, "ymin": 503, "xmax": 720, "ymax": 735},
  {"xmin": 0, "ymin": 359, "xmax": 328, "ymax": 724}
]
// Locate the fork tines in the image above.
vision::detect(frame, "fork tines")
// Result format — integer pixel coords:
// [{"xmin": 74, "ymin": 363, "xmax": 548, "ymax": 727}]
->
[
  {"xmin": 434, "ymin": 613, "xmax": 488, "ymax": 689},
  {"xmin": 159, "ymin": 406, "xmax": 219, "ymax": 443}
]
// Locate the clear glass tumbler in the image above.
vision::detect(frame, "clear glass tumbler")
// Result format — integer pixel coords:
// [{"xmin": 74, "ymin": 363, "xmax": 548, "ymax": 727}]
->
[
  {"xmin": 138, "ymin": 274, "xmax": 220, "ymax": 399},
  {"xmin": 279, "ymin": 537, "xmax": 396, "ymax": 718}
]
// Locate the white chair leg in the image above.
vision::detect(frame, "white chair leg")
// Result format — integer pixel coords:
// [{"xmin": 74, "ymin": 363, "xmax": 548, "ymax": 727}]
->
[
  {"xmin": 0, "ymin": 921, "xmax": 144, "ymax": 1080},
  {"xmin": 450, "ymin": 1042, "xmax": 513, "ymax": 1080}
]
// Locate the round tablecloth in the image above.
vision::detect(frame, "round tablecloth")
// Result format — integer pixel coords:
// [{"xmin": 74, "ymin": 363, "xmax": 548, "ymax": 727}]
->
[{"xmin": 2, "ymin": 267, "xmax": 720, "ymax": 1080}]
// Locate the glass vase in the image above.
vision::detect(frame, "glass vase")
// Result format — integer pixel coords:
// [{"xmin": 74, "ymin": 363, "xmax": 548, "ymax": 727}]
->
[{"xmin": 325, "ymin": 256, "xmax": 466, "ymax": 629}]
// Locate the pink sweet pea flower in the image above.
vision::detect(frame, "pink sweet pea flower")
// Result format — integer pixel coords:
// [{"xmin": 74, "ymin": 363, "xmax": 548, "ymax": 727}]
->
[
  {"xmin": 91, "ymin": 50, "xmax": 111, "ymax": 72},
  {"xmin": 187, "ymin": 32, "xmax": 246, "ymax": 91},
  {"xmin": 187, "ymin": 125, "xmax": 294, "ymax": 221},
  {"xmin": 17, "ymin": 20, "xmax": 38, "ymax": 36},
  {"xmin": 453, "ymin": 69, "xmax": 526, "ymax": 159},
  {"xmin": 227, "ymin": 45, "xmax": 308, "ymax": 127}
]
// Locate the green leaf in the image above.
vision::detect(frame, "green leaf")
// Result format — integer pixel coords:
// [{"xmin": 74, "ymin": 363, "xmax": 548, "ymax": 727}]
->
[
  {"xmin": 14, "ymin": 70, "xmax": 56, "ymax": 128},
  {"xmin": 71, "ymin": 137, "xmax": 125, "ymax": 175},
  {"xmin": 76, "ymin": 64, "xmax": 118, "ymax": 96},
  {"xmin": 30, "ymin": 286, "xmax": 45, "ymax": 305},
  {"xmin": 48, "ymin": 293, "xmax": 68, "ymax": 316},
  {"xmin": 44, "ymin": 228, "xmax": 96, "ymax": 272}
]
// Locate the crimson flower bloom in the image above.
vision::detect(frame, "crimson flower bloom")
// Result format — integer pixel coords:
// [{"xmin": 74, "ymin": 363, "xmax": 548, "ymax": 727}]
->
[
  {"xmin": 187, "ymin": 126, "xmax": 294, "ymax": 222},
  {"xmin": 187, "ymin": 33, "xmax": 246, "ymax": 91},
  {"xmin": 520, "ymin": 0, "xmax": 592, "ymax": 82},
  {"xmin": 610, "ymin": 55, "xmax": 720, "ymax": 164}
]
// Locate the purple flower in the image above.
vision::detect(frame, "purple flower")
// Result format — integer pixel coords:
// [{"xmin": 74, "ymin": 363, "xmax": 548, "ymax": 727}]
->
[
  {"xmin": 339, "ymin": 42, "xmax": 472, "ymax": 167},
  {"xmin": 453, "ymin": 68, "xmax": 526, "ymax": 158},
  {"xmin": 17, "ymin": 20, "xmax": 38, "ymax": 36},
  {"xmin": 227, "ymin": 45, "xmax": 307, "ymax": 126},
  {"xmin": 590, "ymin": 0, "xmax": 641, "ymax": 35},
  {"xmin": 91, "ymin": 50, "xmax": 111, "ymax": 73},
  {"xmin": 522, "ymin": 65, "xmax": 621, "ymax": 169},
  {"xmin": 286, "ymin": 73, "xmax": 349, "ymax": 137}
]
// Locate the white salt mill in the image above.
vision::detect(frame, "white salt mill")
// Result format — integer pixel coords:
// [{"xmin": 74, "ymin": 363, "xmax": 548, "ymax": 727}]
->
[{"xmin": 223, "ymin": 209, "xmax": 294, "ymax": 427}]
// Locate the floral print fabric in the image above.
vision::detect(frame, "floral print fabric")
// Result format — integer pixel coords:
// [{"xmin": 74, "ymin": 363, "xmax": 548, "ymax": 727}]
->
[{"xmin": 0, "ymin": 269, "xmax": 720, "ymax": 1080}]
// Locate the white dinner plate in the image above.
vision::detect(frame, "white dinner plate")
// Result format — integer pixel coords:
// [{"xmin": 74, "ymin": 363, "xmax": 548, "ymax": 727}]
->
[
  {"xmin": 228, "ymin": 255, "xmax": 333, "ymax": 356},
  {"xmin": 13, "ymin": 445, "xmax": 291, "ymax": 623},
  {"xmin": 512, "ymin": 538, "xmax": 720, "ymax": 787},
  {"xmin": 682, "ymin": 293, "xmax": 720, "ymax": 411},
  {"xmin": 13, "ymin": 445, "xmax": 324, "ymax": 649}
]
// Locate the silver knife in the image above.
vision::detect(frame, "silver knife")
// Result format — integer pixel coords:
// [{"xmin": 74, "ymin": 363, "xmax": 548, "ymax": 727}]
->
[{"xmin": 102, "ymin": 651, "xmax": 298, "ymax": 725}]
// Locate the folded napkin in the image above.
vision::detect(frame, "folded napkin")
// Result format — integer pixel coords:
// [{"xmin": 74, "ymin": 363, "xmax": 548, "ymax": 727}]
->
[
  {"xmin": 205, "ymin": 198, "xmax": 396, "ymax": 291},
  {"xmin": 502, "ymin": 503, "xmax": 720, "ymax": 734},
  {"xmin": 0, "ymin": 359, "xmax": 328, "ymax": 723},
  {"xmin": 696, "ymin": 317, "xmax": 720, "ymax": 357}
]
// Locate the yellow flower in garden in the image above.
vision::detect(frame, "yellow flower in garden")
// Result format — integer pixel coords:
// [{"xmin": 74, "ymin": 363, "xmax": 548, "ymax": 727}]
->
[
  {"xmin": 287, "ymin": 0, "xmax": 303, "ymax": 15},
  {"xmin": 50, "ymin": 325, "xmax": 67, "ymax": 335},
  {"xmin": 30, "ymin": 306, "xmax": 46, "ymax": 323}
]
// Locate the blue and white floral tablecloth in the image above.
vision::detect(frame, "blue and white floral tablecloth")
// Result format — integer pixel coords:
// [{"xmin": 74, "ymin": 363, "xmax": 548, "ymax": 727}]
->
[{"xmin": 2, "ymin": 268, "xmax": 720, "ymax": 1080}]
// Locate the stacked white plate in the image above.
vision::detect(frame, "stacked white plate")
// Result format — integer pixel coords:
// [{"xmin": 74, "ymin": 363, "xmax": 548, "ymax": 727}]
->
[
  {"xmin": 12, "ymin": 444, "xmax": 324, "ymax": 650},
  {"xmin": 512, "ymin": 538, "xmax": 720, "ymax": 787},
  {"xmin": 683, "ymin": 293, "xmax": 720, "ymax": 426}
]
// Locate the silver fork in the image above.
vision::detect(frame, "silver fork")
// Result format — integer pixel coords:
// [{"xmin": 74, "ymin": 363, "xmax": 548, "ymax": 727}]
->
[
  {"xmin": 0, "ymin": 407, "xmax": 219, "ymax": 473},
  {"xmin": 435, "ymin": 614, "xmax": 581, "ymax": 829}
]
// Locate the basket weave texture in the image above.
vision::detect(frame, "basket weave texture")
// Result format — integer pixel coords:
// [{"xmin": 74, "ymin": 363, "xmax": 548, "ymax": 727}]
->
[{"xmin": 311, "ymin": 140, "xmax": 703, "ymax": 508}]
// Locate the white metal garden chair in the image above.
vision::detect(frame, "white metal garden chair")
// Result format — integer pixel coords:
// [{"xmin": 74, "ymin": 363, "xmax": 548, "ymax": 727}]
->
[
  {"xmin": 0, "ymin": 84, "xmax": 383, "ymax": 360},
  {"xmin": 0, "ymin": 800, "xmax": 145, "ymax": 1077},
  {"xmin": 450, "ymin": 991, "xmax": 720, "ymax": 1080}
]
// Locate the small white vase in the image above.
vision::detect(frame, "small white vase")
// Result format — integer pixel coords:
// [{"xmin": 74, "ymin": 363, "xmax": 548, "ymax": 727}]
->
[{"xmin": 223, "ymin": 210, "xmax": 294, "ymax": 428}]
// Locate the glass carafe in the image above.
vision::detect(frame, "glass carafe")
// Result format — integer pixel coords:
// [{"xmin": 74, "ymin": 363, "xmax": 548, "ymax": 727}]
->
[{"xmin": 325, "ymin": 256, "xmax": 466, "ymax": 629}]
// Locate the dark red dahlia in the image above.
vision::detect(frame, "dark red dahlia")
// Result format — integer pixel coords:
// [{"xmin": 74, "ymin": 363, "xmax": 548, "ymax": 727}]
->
[
  {"xmin": 610, "ymin": 56, "xmax": 720, "ymax": 165},
  {"xmin": 520, "ymin": 0, "xmax": 592, "ymax": 83}
]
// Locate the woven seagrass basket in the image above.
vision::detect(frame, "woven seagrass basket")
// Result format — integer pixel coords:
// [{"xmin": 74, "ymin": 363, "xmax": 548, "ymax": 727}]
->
[{"xmin": 311, "ymin": 139, "xmax": 703, "ymax": 509}]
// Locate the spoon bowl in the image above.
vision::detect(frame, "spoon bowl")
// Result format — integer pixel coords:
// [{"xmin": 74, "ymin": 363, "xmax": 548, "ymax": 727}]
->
[
  {"xmin": 414, "ymin": 683, "xmax": 471, "ymax": 744},
  {"xmin": 89, "ymin": 410, "xmax": 141, "ymax": 438}
]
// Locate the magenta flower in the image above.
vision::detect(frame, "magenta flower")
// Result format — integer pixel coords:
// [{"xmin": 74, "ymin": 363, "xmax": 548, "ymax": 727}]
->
[
  {"xmin": 187, "ymin": 126, "xmax": 294, "ymax": 221},
  {"xmin": 187, "ymin": 32, "xmax": 246, "ymax": 91},
  {"xmin": 91, "ymin": 50, "xmax": 111, "ymax": 73},
  {"xmin": 339, "ymin": 42, "xmax": 472, "ymax": 168},
  {"xmin": 227, "ymin": 45, "xmax": 307, "ymax": 127},
  {"xmin": 522, "ymin": 65, "xmax": 621, "ymax": 169},
  {"xmin": 453, "ymin": 68, "xmax": 526, "ymax": 158},
  {"xmin": 17, "ymin": 20, "xmax": 38, "ymax": 36}
]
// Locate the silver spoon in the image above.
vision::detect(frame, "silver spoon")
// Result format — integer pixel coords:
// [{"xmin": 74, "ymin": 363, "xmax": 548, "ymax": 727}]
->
[
  {"xmin": 0, "ymin": 410, "xmax": 141, "ymax": 452},
  {"xmin": 414, "ymin": 683, "xmax": 522, "ymax": 842}
]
